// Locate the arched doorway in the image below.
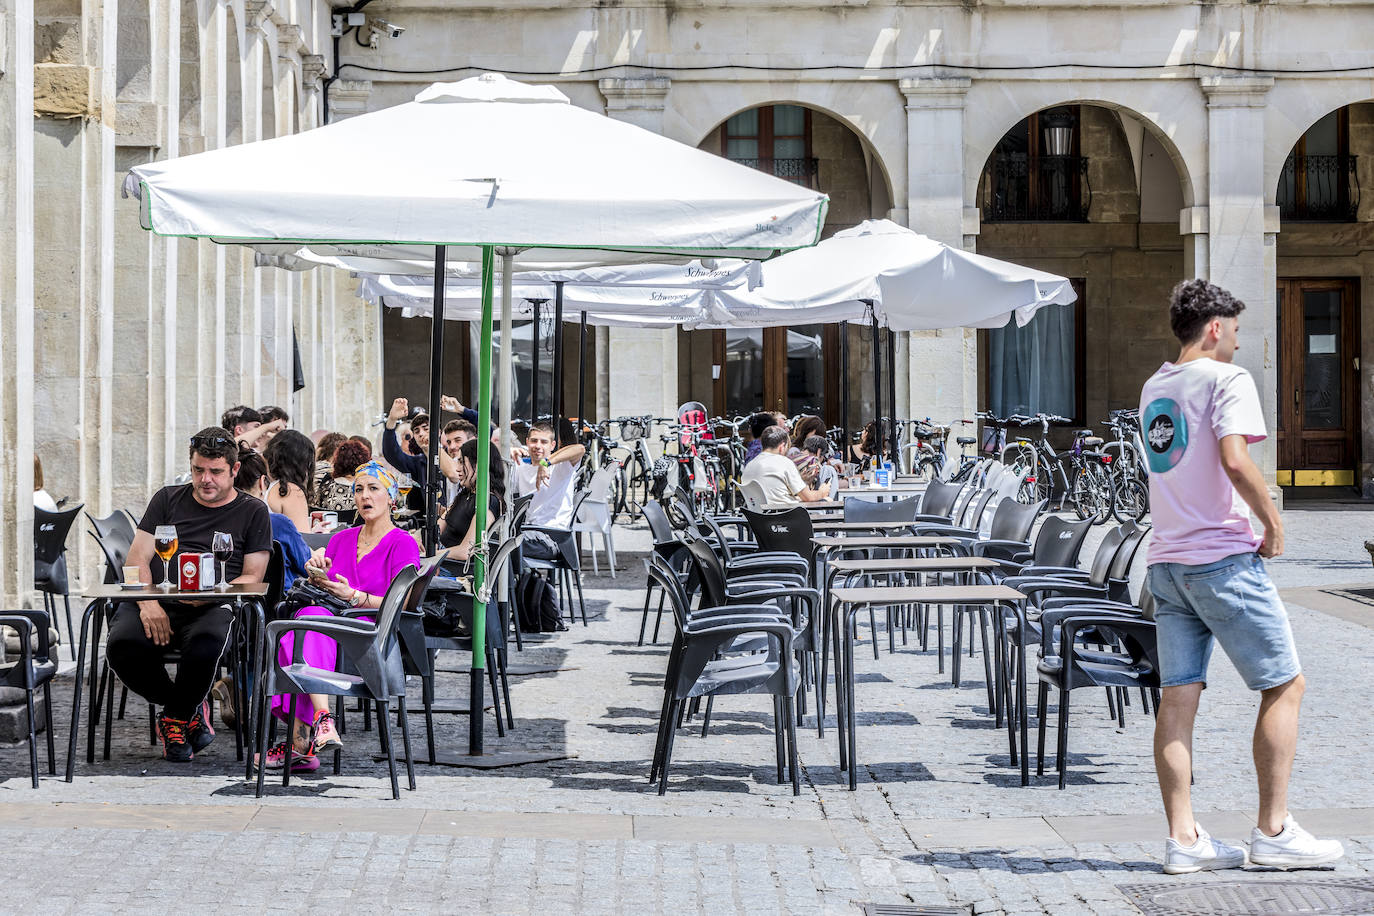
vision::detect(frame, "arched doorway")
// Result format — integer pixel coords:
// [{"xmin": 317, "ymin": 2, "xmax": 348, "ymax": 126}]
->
[
  {"xmin": 1273, "ymin": 102, "xmax": 1372, "ymax": 489},
  {"xmin": 685, "ymin": 104, "xmax": 895, "ymax": 425},
  {"xmin": 974, "ymin": 102, "xmax": 1189, "ymax": 435}
]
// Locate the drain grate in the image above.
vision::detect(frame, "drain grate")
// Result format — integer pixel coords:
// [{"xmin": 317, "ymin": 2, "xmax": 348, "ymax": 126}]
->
[
  {"xmin": 860, "ymin": 905, "xmax": 970, "ymax": 916},
  {"xmin": 1120, "ymin": 877, "xmax": 1374, "ymax": 916}
]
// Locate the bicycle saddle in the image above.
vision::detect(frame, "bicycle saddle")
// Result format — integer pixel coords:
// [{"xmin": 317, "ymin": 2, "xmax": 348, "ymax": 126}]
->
[
  {"xmin": 1082, "ymin": 436, "xmax": 1104, "ymax": 447},
  {"xmin": 956, "ymin": 436, "xmax": 977, "ymax": 446}
]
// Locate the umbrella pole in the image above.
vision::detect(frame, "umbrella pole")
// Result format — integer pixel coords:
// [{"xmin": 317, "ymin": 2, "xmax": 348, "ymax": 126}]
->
[
  {"xmin": 869, "ymin": 306, "xmax": 882, "ymax": 466},
  {"xmin": 424, "ymin": 245, "xmax": 446, "ymax": 555},
  {"xmin": 576, "ymin": 311, "xmax": 587, "ymax": 433},
  {"xmin": 887, "ymin": 329, "xmax": 898, "ymax": 471},
  {"xmin": 498, "ymin": 254, "xmax": 514, "ymax": 453},
  {"xmin": 552, "ymin": 281, "xmax": 565, "ymax": 440},
  {"xmin": 531, "ymin": 298, "xmax": 541, "ymax": 422},
  {"xmin": 470, "ymin": 244, "xmax": 496, "ymax": 758},
  {"xmin": 839, "ymin": 320, "xmax": 849, "ymax": 464}
]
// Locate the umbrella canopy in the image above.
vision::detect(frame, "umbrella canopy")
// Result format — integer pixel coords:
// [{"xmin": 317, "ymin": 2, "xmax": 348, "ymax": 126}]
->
[
  {"xmin": 705, "ymin": 219, "xmax": 1076, "ymax": 330},
  {"xmin": 123, "ymin": 75, "xmax": 827, "ymax": 260},
  {"xmin": 122, "ymin": 73, "xmax": 828, "ymax": 760}
]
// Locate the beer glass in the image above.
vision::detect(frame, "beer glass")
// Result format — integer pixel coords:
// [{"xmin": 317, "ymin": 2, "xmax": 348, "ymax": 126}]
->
[
  {"xmin": 397, "ymin": 475, "xmax": 414, "ymax": 505},
  {"xmin": 153, "ymin": 525, "xmax": 178, "ymax": 589},
  {"xmin": 211, "ymin": 531, "xmax": 233, "ymax": 589}
]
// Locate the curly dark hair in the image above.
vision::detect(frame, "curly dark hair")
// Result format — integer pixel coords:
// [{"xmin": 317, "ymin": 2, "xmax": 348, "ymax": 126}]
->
[
  {"xmin": 748, "ymin": 411, "xmax": 779, "ymax": 440},
  {"xmin": 189, "ymin": 426, "xmax": 239, "ymax": 467},
  {"xmin": 315, "ymin": 432, "xmax": 346, "ymax": 463},
  {"xmin": 859, "ymin": 419, "xmax": 888, "ymax": 459},
  {"xmin": 263, "ymin": 429, "xmax": 315, "ymax": 499},
  {"xmin": 234, "ymin": 449, "xmax": 270, "ymax": 492},
  {"xmin": 331, "ymin": 439, "xmax": 373, "ymax": 479},
  {"xmin": 1169, "ymin": 279, "xmax": 1246, "ymax": 345},
  {"xmin": 791, "ymin": 415, "xmax": 826, "ymax": 448}
]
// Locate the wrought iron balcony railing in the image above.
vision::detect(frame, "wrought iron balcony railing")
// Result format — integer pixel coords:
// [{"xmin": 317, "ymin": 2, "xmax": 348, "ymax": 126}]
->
[
  {"xmin": 1277, "ymin": 153, "xmax": 1359, "ymax": 222},
  {"xmin": 982, "ymin": 153, "xmax": 1091, "ymax": 222},
  {"xmin": 729, "ymin": 157, "xmax": 820, "ymax": 188}
]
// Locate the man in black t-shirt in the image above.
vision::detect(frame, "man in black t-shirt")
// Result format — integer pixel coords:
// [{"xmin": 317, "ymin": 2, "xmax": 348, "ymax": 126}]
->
[{"xmin": 108, "ymin": 427, "xmax": 272, "ymax": 763}]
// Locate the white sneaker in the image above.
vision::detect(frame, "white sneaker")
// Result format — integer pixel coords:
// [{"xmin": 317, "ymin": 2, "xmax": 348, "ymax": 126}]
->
[
  {"xmin": 1249, "ymin": 815, "xmax": 1344, "ymax": 868},
  {"xmin": 1163, "ymin": 824, "xmax": 1249, "ymax": 875}
]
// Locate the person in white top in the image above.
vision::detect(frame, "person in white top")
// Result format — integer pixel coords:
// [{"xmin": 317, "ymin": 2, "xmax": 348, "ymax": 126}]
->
[
  {"xmin": 1141, "ymin": 279, "xmax": 1342, "ymax": 875},
  {"xmin": 741, "ymin": 427, "xmax": 830, "ymax": 507},
  {"xmin": 510, "ymin": 421, "xmax": 585, "ymax": 558},
  {"xmin": 33, "ymin": 454, "xmax": 58, "ymax": 512}
]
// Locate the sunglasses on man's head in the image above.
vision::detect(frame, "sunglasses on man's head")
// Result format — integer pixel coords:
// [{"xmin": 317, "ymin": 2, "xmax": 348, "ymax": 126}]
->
[{"xmin": 190, "ymin": 435, "xmax": 233, "ymax": 449}]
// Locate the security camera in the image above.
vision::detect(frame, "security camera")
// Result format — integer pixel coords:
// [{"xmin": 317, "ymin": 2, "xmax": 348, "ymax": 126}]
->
[{"xmin": 368, "ymin": 17, "xmax": 405, "ymax": 39}]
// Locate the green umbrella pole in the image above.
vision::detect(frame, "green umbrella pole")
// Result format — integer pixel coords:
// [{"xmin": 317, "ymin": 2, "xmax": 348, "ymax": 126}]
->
[{"xmin": 469, "ymin": 243, "xmax": 496, "ymax": 756}]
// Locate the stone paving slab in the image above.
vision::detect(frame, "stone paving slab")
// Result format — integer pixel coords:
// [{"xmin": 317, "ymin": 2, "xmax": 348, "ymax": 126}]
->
[{"xmin": 1, "ymin": 506, "xmax": 1372, "ymax": 914}]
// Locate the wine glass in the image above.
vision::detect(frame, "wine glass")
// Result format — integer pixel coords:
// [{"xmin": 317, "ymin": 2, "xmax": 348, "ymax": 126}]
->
[
  {"xmin": 397, "ymin": 475, "xmax": 414, "ymax": 508},
  {"xmin": 153, "ymin": 525, "xmax": 178, "ymax": 589},
  {"xmin": 211, "ymin": 531, "xmax": 233, "ymax": 589}
]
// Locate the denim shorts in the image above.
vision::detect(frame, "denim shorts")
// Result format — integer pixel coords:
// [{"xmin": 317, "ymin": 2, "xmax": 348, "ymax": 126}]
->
[{"xmin": 1146, "ymin": 552, "xmax": 1301, "ymax": 691}]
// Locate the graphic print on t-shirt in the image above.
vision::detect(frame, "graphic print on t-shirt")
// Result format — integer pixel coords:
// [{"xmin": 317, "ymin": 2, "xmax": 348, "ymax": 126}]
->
[{"xmin": 1143, "ymin": 397, "xmax": 1189, "ymax": 473}]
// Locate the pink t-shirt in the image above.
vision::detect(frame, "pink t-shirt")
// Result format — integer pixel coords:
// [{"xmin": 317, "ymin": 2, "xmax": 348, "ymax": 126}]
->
[{"xmin": 1139, "ymin": 358, "xmax": 1266, "ymax": 566}]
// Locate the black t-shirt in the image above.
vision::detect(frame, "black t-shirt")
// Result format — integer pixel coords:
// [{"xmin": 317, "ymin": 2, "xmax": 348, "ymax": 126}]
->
[
  {"xmin": 440, "ymin": 489, "xmax": 502, "ymax": 549},
  {"xmin": 137, "ymin": 485, "xmax": 273, "ymax": 581}
]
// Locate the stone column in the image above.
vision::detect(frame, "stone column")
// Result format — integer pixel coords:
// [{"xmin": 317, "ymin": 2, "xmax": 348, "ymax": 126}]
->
[
  {"xmin": 899, "ymin": 77, "xmax": 978, "ymax": 430},
  {"xmin": 1, "ymin": 0, "xmax": 37, "ymax": 608},
  {"xmin": 599, "ymin": 77, "xmax": 680, "ymax": 424},
  {"xmin": 1201, "ymin": 76, "xmax": 1279, "ymax": 481}
]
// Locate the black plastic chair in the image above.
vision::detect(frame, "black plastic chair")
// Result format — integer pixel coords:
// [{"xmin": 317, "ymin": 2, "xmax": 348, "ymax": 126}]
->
[
  {"xmin": 911, "ymin": 478, "xmax": 965, "ymax": 522},
  {"xmin": 0, "ymin": 608, "xmax": 58, "ymax": 786},
  {"xmin": 645, "ymin": 564, "xmax": 801, "ymax": 796},
  {"xmin": 398, "ymin": 537, "xmax": 522, "ymax": 763},
  {"xmin": 254, "ymin": 561, "xmax": 430, "ymax": 799},
  {"xmin": 842, "ymin": 494, "xmax": 921, "ymax": 524},
  {"xmin": 87, "ymin": 510, "xmax": 135, "ymax": 575},
  {"xmin": 35, "ymin": 504, "xmax": 83, "ymax": 660},
  {"xmin": 1035, "ymin": 611, "xmax": 1160, "ymax": 788}
]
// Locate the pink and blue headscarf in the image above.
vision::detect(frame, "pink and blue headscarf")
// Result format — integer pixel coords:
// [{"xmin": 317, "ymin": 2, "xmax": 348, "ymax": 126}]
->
[{"xmin": 353, "ymin": 460, "xmax": 399, "ymax": 503}]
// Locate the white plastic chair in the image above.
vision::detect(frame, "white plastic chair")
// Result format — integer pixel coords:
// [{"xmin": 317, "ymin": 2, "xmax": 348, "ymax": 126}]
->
[
  {"xmin": 572, "ymin": 467, "xmax": 617, "ymax": 577},
  {"xmin": 739, "ymin": 478, "xmax": 768, "ymax": 511}
]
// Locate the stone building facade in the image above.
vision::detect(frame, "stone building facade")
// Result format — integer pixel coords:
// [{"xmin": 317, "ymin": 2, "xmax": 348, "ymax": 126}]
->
[{"xmin": 5, "ymin": 0, "xmax": 1374, "ymax": 607}]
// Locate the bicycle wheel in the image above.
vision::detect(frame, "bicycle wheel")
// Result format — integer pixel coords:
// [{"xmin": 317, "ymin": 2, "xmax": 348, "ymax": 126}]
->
[
  {"xmin": 609, "ymin": 464, "xmax": 629, "ymax": 524},
  {"xmin": 623, "ymin": 453, "xmax": 649, "ymax": 519},
  {"xmin": 1112, "ymin": 476, "xmax": 1149, "ymax": 524},
  {"xmin": 1070, "ymin": 467, "xmax": 1112, "ymax": 524},
  {"xmin": 911, "ymin": 455, "xmax": 940, "ymax": 484}
]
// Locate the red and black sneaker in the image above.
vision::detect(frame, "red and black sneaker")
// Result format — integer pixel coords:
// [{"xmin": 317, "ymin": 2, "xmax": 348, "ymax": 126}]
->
[
  {"xmin": 158, "ymin": 716, "xmax": 194, "ymax": 762},
  {"xmin": 187, "ymin": 700, "xmax": 216, "ymax": 753}
]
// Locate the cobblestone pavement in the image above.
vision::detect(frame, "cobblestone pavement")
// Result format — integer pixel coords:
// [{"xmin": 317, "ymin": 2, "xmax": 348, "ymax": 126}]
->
[{"xmin": 2, "ymin": 504, "xmax": 1372, "ymax": 914}]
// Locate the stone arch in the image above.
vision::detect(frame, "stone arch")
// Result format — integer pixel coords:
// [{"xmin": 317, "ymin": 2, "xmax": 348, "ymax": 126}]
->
[
  {"xmin": 259, "ymin": 35, "xmax": 276, "ymax": 140},
  {"xmin": 665, "ymin": 81, "xmax": 906, "ymax": 215},
  {"xmin": 963, "ymin": 82, "xmax": 1201, "ymax": 212},
  {"xmin": 178, "ymin": 0, "xmax": 202, "ymax": 140},
  {"xmin": 224, "ymin": 3, "xmax": 243, "ymax": 146},
  {"xmin": 1265, "ymin": 81, "xmax": 1374, "ymax": 208}
]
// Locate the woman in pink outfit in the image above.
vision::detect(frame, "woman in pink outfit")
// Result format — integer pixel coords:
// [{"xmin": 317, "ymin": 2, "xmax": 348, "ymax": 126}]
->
[{"xmin": 259, "ymin": 460, "xmax": 420, "ymax": 773}]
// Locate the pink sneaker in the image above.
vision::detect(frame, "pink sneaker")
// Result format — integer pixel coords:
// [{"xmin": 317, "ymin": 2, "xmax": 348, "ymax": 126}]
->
[{"xmin": 255, "ymin": 742, "xmax": 320, "ymax": 773}]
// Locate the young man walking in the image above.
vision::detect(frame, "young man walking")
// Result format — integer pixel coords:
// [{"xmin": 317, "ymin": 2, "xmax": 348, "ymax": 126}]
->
[{"xmin": 1142, "ymin": 280, "xmax": 1343, "ymax": 874}]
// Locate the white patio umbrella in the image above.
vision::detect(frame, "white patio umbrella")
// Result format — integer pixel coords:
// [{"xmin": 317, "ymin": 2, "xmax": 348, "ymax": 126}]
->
[{"xmin": 122, "ymin": 73, "xmax": 828, "ymax": 759}]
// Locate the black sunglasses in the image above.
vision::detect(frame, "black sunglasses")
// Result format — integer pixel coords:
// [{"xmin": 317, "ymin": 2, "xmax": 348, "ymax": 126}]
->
[{"xmin": 190, "ymin": 434, "xmax": 234, "ymax": 449}]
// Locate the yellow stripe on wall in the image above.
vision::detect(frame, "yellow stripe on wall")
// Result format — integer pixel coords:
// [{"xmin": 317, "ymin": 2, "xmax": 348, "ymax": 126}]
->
[{"xmin": 1278, "ymin": 469, "xmax": 1355, "ymax": 487}]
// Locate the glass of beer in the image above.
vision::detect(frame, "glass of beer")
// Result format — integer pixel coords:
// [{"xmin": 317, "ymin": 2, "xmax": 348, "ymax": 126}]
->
[
  {"xmin": 211, "ymin": 531, "xmax": 233, "ymax": 589},
  {"xmin": 153, "ymin": 525, "xmax": 178, "ymax": 589},
  {"xmin": 397, "ymin": 475, "xmax": 414, "ymax": 506}
]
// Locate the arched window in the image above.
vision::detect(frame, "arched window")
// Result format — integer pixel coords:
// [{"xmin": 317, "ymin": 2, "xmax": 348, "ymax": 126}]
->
[
  {"xmin": 1278, "ymin": 108, "xmax": 1357, "ymax": 222},
  {"xmin": 981, "ymin": 106, "xmax": 1088, "ymax": 222},
  {"xmin": 722, "ymin": 105, "xmax": 817, "ymax": 188}
]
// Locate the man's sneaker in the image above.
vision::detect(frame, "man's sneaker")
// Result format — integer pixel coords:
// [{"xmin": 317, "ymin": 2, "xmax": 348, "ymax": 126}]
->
[
  {"xmin": 210, "ymin": 677, "xmax": 237, "ymax": 730},
  {"xmin": 187, "ymin": 700, "xmax": 216, "ymax": 753},
  {"xmin": 158, "ymin": 716, "xmax": 194, "ymax": 763},
  {"xmin": 1249, "ymin": 815, "xmax": 1344, "ymax": 868},
  {"xmin": 1163, "ymin": 824, "xmax": 1248, "ymax": 875}
]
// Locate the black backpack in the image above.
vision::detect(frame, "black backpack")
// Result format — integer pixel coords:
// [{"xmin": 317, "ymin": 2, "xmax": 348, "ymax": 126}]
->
[{"xmin": 515, "ymin": 570, "xmax": 565, "ymax": 633}]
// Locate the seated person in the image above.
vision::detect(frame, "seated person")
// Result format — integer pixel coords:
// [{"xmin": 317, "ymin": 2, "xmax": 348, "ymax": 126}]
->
[
  {"xmin": 440, "ymin": 439, "xmax": 505, "ymax": 566},
  {"xmin": 510, "ymin": 421, "xmax": 585, "ymax": 560},
  {"xmin": 264, "ymin": 429, "xmax": 319, "ymax": 533},
  {"xmin": 312, "ymin": 432, "xmax": 346, "ymax": 496},
  {"xmin": 802, "ymin": 434, "xmax": 843, "ymax": 493},
  {"xmin": 260, "ymin": 461, "xmax": 420, "ymax": 773},
  {"xmin": 787, "ymin": 417, "xmax": 826, "ymax": 489},
  {"xmin": 234, "ymin": 449, "xmax": 311, "ymax": 590},
  {"xmin": 742, "ymin": 411, "xmax": 782, "ymax": 468},
  {"xmin": 33, "ymin": 454, "xmax": 58, "ymax": 512},
  {"xmin": 108, "ymin": 429, "xmax": 272, "ymax": 762},
  {"xmin": 851, "ymin": 418, "xmax": 889, "ymax": 466},
  {"xmin": 741, "ymin": 426, "xmax": 831, "ymax": 507},
  {"xmin": 316, "ymin": 439, "xmax": 372, "ymax": 512},
  {"xmin": 383, "ymin": 398, "xmax": 462, "ymax": 511},
  {"xmin": 439, "ymin": 417, "xmax": 478, "ymax": 506}
]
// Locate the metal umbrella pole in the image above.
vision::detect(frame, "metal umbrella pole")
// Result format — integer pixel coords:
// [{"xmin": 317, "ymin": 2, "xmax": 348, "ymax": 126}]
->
[
  {"xmin": 530, "ymin": 298, "xmax": 542, "ymax": 423},
  {"xmin": 865, "ymin": 301, "xmax": 882, "ymax": 465},
  {"xmin": 423, "ymin": 245, "xmax": 447, "ymax": 554},
  {"xmin": 886, "ymin": 329, "xmax": 898, "ymax": 470},
  {"xmin": 839, "ymin": 320, "xmax": 849, "ymax": 464},
  {"xmin": 468, "ymin": 244, "xmax": 496, "ymax": 757},
  {"xmin": 576, "ymin": 311, "xmax": 588, "ymax": 433},
  {"xmin": 552, "ymin": 281, "xmax": 565, "ymax": 439}
]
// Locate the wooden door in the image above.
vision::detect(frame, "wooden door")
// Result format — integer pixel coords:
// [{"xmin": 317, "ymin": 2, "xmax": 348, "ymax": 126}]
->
[{"xmin": 1276, "ymin": 278, "xmax": 1360, "ymax": 486}]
